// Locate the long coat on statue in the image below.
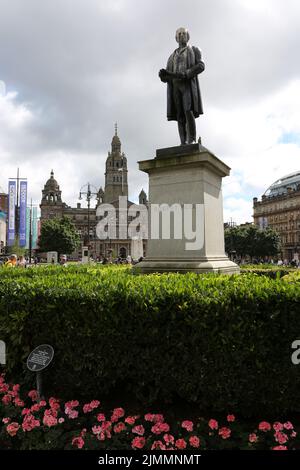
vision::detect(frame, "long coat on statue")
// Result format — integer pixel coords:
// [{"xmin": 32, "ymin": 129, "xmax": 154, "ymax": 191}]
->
[{"xmin": 166, "ymin": 45, "xmax": 205, "ymax": 121}]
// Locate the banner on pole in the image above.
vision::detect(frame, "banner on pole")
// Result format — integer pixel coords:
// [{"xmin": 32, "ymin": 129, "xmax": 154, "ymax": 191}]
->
[
  {"xmin": 8, "ymin": 180, "xmax": 16, "ymax": 246},
  {"xmin": 19, "ymin": 181, "xmax": 27, "ymax": 247}
]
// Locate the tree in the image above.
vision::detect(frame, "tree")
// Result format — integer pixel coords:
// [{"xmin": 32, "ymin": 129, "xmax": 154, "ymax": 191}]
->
[
  {"xmin": 38, "ymin": 216, "xmax": 80, "ymax": 256},
  {"xmin": 225, "ymin": 224, "xmax": 281, "ymax": 260}
]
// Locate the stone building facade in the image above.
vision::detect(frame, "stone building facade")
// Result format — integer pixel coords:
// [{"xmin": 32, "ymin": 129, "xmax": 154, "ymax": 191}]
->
[
  {"xmin": 253, "ymin": 171, "xmax": 300, "ymax": 261},
  {"xmin": 40, "ymin": 129, "xmax": 147, "ymax": 260}
]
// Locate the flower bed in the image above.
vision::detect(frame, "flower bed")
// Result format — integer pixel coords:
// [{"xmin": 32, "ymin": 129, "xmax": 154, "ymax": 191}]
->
[{"xmin": 0, "ymin": 375, "xmax": 296, "ymax": 450}]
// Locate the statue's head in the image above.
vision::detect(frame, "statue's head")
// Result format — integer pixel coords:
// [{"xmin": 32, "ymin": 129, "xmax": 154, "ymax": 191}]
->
[{"xmin": 175, "ymin": 27, "xmax": 190, "ymax": 45}]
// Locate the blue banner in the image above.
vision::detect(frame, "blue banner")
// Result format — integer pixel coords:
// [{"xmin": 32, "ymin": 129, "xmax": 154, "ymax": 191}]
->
[
  {"xmin": 19, "ymin": 181, "xmax": 27, "ymax": 247},
  {"xmin": 8, "ymin": 181, "xmax": 16, "ymax": 246}
]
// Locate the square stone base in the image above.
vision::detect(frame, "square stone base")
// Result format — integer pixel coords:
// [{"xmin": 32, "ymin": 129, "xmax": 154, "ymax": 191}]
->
[{"xmin": 133, "ymin": 256, "xmax": 240, "ymax": 275}]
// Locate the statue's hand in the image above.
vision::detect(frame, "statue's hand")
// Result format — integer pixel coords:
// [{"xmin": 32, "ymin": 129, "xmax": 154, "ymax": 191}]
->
[
  {"xmin": 176, "ymin": 72, "xmax": 187, "ymax": 80},
  {"xmin": 159, "ymin": 68, "xmax": 168, "ymax": 82}
]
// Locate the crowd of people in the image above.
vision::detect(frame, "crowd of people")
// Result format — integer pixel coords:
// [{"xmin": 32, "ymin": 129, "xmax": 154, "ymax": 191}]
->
[{"xmin": 233, "ymin": 257, "xmax": 300, "ymax": 267}]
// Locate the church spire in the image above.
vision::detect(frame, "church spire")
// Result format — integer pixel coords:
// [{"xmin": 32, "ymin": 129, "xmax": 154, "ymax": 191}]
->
[{"xmin": 111, "ymin": 123, "xmax": 121, "ymax": 154}]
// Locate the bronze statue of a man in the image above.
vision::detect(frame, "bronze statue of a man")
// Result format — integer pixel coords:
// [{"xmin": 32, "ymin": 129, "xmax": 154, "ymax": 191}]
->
[{"xmin": 159, "ymin": 28, "xmax": 205, "ymax": 145}]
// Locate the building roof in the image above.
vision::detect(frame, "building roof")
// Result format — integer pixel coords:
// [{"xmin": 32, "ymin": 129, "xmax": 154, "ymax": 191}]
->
[
  {"xmin": 264, "ymin": 171, "xmax": 300, "ymax": 197},
  {"xmin": 44, "ymin": 170, "xmax": 60, "ymax": 191}
]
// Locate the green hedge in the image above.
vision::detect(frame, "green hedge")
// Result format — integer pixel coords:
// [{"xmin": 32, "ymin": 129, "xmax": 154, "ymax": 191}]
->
[
  {"xmin": 240, "ymin": 264, "xmax": 296, "ymax": 278},
  {"xmin": 1, "ymin": 265, "xmax": 300, "ymax": 416}
]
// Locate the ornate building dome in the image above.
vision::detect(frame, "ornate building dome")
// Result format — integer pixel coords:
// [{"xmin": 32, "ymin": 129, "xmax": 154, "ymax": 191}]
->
[
  {"xmin": 41, "ymin": 170, "xmax": 62, "ymax": 203},
  {"xmin": 44, "ymin": 170, "xmax": 60, "ymax": 191},
  {"xmin": 264, "ymin": 171, "xmax": 300, "ymax": 197}
]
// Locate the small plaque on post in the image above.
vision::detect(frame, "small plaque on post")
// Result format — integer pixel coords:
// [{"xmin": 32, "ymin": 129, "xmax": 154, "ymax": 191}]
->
[{"xmin": 27, "ymin": 344, "xmax": 54, "ymax": 372}]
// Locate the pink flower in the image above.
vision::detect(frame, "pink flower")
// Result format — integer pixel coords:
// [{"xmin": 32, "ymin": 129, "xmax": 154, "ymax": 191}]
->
[
  {"xmin": 28, "ymin": 390, "xmax": 38, "ymax": 402},
  {"xmin": 258, "ymin": 421, "xmax": 271, "ymax": 432},
  {"xmin": 111, "ymin": 407, "xmax": 125, "ymax": 422},
  {"xmin": 125, "ymin": 416, "xmax": 136, "ymax": 425},
  {"xmin": 30, "ymin": 404, "xmax": 41, "ymax": 413},
  {"xmin": 2, "ymin": 417, "xmax": 11, "ymax": 424},
  {"xmin": 43, "ymin": 411, "xmax": 58, "ymax": 427},
  {"xmin": 227, "ymin": 414, "xmax": 235, "ymax": 422},
  {"xmin": 208, "ymin": 419, "xmax": 218, "ymax": 430},
  {"xmin": 65, "ymin": 400, "xmax": 79, "ymax": 409},
  {"xmin": 6, "ymin": 422, "xmax": 20, "ymax": 437},
  {"xmin": 97, "ymin": 413, "xmax": 106, "ymax": 422},
  {"xmin": 2, "ymin": 394, "xmax": 12, "ymax": 405},
  {"xmin": 22, "ymin": 413, "xmax": 40, "ymax": 432},
  {"xmin": 151, "ymin": 422, "xmax": 170, "ymax": 435},
  {"xmin": 132, "ymin": 425, "xmax": 145, "ymax": 436},
  {"xmin": 14, "ymin": 398, "xmax": 24, "ymax": 407},
  {"xmin": 132, "ymin": 437, "xmax": 146, "ymax": 449},
  {"xmin": 92, "ymin": 425, "xmax": 101, "ymax": 435},
  {"xmin": 274, "ymin": 431, "xmax": 288, "ymax": 445},
  {"xmin": 249, "ymin": 433, "xmax": 258, "ymax": 443},
  {"xmin": 291, "ymin": 431, "xmax": 297, "ymax": 438},
  {"xmin": 39, "ymin": 400, "xmax": 47, "ymax": 407},
  {"xmin": 72, "ymin": 436, "xmax": 84, "ymax": 449},
  {"xmin": 66, "ymin": 409, "xmax": 78, "ymax": 419},
  {"xmin": 163, "ymin": 434, "xmax": 175, "ymax": 445},
  {"xmin": 0, "ymin": 383, "xmax": 9, "ymax": 393},
  {"xmin": 151, "ymin": 440, "xmax": 166, "ymax": 450},
  {"xmin": 114, "ymin": 422, "xmax": 126, "ymax": 433},
  {"xmin": 219, "ymin": 427, "xmax": 231, "ymax": 440},
  {"xmin": 189, "ymin": 436, "xmax": 200, "ymax": 448},
  {"xmin": 284, "ymin": 421, "xmax": 293, "ymax": 430},
  {"xmin": 272, "ymin": 445, "xmax": 287, "ymax": 450},
  {"xmin": 83, "ymin": 400, "xmax": 100, "ymax": 413},
  {"xmin": 145, "ymin": 413, "xmax": 164, "ymax": 423},
  {"xmin": 49, "ymin": 398, "xmax": 60, "ymax": 412},
  {"xmin": 90, "ymin": 400, "xmax": 100, "ymax": 409},
  {"xmin": 273, "ymin": 422, "xmax": 284, "ymax": 432},
  {"xmin": 83, "ymin": 404, "xmax": 92, "ymax": 413},
  {"xmin": 181, "ymin": 420, "xmax": 193, "ymax": 432},
  {"xmin": 58, "ymin": 418, "xmax": 65, "ymax": 424},
  {"xmin": 175, "ymin": 438, "xmax": 187, "ymax": 449},
  {"xmin": 12, "ymin": 384, "xmax": 20, "ymax": 395}
]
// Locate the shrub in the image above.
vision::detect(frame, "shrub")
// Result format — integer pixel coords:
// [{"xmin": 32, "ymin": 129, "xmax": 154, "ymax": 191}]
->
[{"xmin": 1, "ymin": 266, "xmax": 300, "ymax": 416}]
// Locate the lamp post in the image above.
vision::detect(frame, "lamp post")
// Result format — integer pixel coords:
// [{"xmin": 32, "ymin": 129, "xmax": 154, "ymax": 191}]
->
[{"xmin": 78, "ymin": 183, "xmax": 98, "ymax": 255}]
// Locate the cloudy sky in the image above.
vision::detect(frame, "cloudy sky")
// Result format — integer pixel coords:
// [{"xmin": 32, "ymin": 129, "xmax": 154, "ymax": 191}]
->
[{"xmin": 0, "ymin": 0, "xmax": 300, "ymax": 223}]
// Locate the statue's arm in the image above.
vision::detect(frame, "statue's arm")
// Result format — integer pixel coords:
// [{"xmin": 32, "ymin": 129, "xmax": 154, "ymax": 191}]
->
[{"xmin": 186, "ymin": 47, "xmax": 205, "ymax": 79}]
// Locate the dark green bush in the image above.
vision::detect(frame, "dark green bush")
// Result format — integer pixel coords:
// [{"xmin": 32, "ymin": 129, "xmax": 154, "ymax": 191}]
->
[{"xmin": 1, "ymin": 265, "xmax": 300, "ymax": 416}]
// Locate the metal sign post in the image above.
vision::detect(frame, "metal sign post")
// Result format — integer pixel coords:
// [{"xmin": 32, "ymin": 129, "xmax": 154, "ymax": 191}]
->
[{"xmin": 27, "ymin": 344, "xmax": 54, "ymax": 401}]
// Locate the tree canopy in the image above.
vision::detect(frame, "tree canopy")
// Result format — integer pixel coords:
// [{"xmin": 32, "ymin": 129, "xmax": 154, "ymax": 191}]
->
[
  {"xmin": 38, "ymin": 216, "xmax": 80, "ymax": 255},
  {"xmin": 225, "ymin": 224, "xmax": 281, "ymax": 259}
]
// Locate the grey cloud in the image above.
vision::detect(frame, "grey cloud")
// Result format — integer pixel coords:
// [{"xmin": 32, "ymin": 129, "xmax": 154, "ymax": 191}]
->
[{"xmin": 0, "ymin": 0, "xmax": 300, "ymax": 207}]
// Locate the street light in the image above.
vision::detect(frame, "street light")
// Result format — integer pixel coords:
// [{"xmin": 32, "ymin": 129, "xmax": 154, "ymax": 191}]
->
[{"xmin": 78, "ymin": 183, "xmax": 98, "ymax": 249}]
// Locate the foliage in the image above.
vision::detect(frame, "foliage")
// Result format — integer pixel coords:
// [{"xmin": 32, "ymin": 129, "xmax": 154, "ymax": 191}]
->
[
  {"xmin": 240, "ymin": 265, "xmax": 296, "ymax": 278},
  {"xmin": 38, "ymin": 216, "xmax": 80, "ymax": 256},
  {"xmin": 6, "ymin": 240, "xmax": 25, "ymax": 257},
  {"xmin": 0, "ymin": 375, "xmax": 297, "ymax": 450},
  {"xmin": 282, "ymin": 271, "xmax": 300, "ymax": 284},
  {"xmin": 225, "ymin": 225, "xmax": 281, "ymax": 259},
  {"xmin": 0, "ymin": 265, "xmax": 300, "ymax": 416}
]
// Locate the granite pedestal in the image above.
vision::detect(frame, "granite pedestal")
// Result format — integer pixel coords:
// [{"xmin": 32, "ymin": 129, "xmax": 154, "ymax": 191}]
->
[{"xmin": 133, "ymin": 143, "xmax": 239, "ymax": 274}]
